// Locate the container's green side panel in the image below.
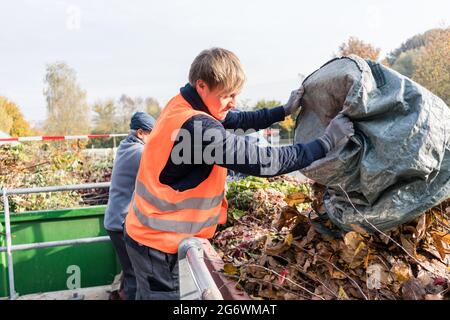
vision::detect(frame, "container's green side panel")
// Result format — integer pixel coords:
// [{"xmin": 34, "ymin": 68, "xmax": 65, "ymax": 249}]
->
[{"xmin": 0, "ymin": 205, "xmax": 120, "ymax": 297}]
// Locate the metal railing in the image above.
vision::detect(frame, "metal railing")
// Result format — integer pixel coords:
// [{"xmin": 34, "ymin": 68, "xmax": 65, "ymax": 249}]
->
[
  {"xmin": 178, "ymin": 238, "xmax": 223, "ymax": 300},
  {"xmin": 0, "ymin": 182, "xmax": 111, "ymax": 300},
  {"xmin": 1, "ymin": 182, "xmax": 223, "ymax": 300}
]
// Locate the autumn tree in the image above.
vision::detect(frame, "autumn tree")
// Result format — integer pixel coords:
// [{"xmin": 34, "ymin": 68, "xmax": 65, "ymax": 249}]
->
[
  {"xmin": 386, "ymin": 28, "xmax": 446, "ymax": 65},
  {"xmin": 44, "ymin": 62, "xmax": 90, "ymax": 135},
  {"xmin": 254, "ymin": 99, "xmax": 280, "ymax": 110},
  {"xmin": 114, "ymin": 94, "xmax": 162, "ymax": 132},
  {"xmin": 387, "ymin": 28, "xmax": 449, "ymax": 79},
  {"xmin": 279, "ymin": 116, "xmax": 295, "ymax": 140},
  {"xmin": 87, "ymin": 99, "xmax": 119, "ymax": 148},
  {"xmin": 92, "ymin": 99, "xmax": 117, "ymax": 133},
  {"xmin": 338, "ymin": 37, "xmax": 381, "ymax": 61},
  {"xmin": 0, "ymin": 105, "xmax": 13, "ymax": 134},
  {"xmin": 390, "ymin": 49, "xmax": 420, "ymax": 78},
  {"xmin": 0, "ymin": 96, "xmax": 32, "ymax": 136},
  {"xmin": 115, "ymin": 94, "xmax": 139, "ymax": 132},
  {"xmin": 413, "ymin": 28, "xmax": 450, "ymax": 106},
  {"xmin": 145, "ymin": 97, "xmax": 162, "ymax": 119}
]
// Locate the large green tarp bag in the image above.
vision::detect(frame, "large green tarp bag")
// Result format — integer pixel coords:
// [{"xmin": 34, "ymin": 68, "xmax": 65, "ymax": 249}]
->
[{"xmin": 294, "ymin": 55, "xmax": 450, "ymax": 232}]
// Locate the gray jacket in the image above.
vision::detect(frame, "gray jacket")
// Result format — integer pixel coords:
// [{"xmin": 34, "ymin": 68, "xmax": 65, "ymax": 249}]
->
[{"xmin": 104, "ymin": 134, "xmax": 144, "ymax": 231}]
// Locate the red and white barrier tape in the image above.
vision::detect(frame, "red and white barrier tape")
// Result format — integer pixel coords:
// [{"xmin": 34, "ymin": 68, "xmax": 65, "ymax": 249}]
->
[{"xmin": 0, "ymin": 133, "xmax": 127, "ymax": 143}]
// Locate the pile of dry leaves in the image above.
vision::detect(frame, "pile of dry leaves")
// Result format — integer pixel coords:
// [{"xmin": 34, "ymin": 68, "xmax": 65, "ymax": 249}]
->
[
  {"xmin": 0, "ymin": 143, "xmax": 112, "ymax": 212},
  {"xmin": 213, "ymin": 176, "xmax": 450, "ymax": 300}
]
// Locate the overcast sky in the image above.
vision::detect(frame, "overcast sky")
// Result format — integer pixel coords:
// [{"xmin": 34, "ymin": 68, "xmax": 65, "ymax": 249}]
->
[{"xmin": 0, "ymin": 0, "xmax": 449, "ymax": 124}]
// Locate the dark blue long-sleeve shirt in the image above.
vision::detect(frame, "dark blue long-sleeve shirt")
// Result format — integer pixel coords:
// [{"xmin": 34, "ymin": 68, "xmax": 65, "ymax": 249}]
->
[{"xmin": 159, "ymin": 84, "xmax": 326, "ymax": 191}]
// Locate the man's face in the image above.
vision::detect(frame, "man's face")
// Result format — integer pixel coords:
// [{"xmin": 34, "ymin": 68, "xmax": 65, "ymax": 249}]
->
[
  {"xmin": 136, "ymin": 129, "xmax": 152, "ymax": 144},
  {"xmin": 195, "ymin": 80, "xmax": 239, "ymax": 120}
]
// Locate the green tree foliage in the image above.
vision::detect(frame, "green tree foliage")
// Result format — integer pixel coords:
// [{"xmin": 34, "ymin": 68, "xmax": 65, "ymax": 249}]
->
[
  {"xmin": 44, "ymin": 62, "xmax": 90, "ymax": 135},
  {"xmin": 338, "ymin": 37, "xmax": 381, "ymax": 61},
  {"xmin": 390, "ymin": 49, "xmax": 420, "ymax": 78},
  {"xmin": 145, "ymin": 97, "xmax": 162, "ymax": 119},
  {"xmin": 0, "ymin": 96, "xmax": 32, "ymax": 136},
  {"xmin": 254, "ymin": 99, "xmax": 280, "ymax": 110},
  {"xmin": 88, "ymin": 99, "xmax": 119, "ymax": 148},
  {"xmin": 88, "ymin": 95, "xmax": 161, "ymax": 148},
  {"xmin": 252, "ymin": 99, "xmax": 294, "ymax": 140},
  {"xmin": 91, "ymin": 96, "xmax": 161, "ymax": 133},
  {"xmin": 92, "ymin": 99, "xmax": 117, "ymax": 134}
]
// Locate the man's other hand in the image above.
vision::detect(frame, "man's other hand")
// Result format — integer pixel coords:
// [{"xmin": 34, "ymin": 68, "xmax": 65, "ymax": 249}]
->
[
  {"xmin": 283, "ymin": 86, "xmax": 304, "ymax": 116},
  {"xmin": 318, "ymin": 113, "xmax": 354, "ymax": 153}
]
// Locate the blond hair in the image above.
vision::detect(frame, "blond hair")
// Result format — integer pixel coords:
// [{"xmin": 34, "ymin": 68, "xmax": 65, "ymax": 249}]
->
[{"xmin": 189, "ymin": 48, "xmax": 246, "ymax": 95}]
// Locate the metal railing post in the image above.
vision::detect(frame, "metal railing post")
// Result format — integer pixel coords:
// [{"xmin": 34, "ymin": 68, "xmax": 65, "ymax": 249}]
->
[
  {"xmin": 178, "ymin": 237, "xmax": 223, "ymax": 300},
  {"xmin": 2, "ymin": 188, "xmax": 17, "ymax": 300}
]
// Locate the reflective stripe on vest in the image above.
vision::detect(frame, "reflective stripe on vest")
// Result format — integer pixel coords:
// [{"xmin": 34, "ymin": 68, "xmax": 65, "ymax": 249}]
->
[
  {"xmin": 135, "ymin": 180, "xmax": 224, "ymax": 212},
  {"xmin": 132, "ymin": 200, "xmax": 221, "ymax": 234}
]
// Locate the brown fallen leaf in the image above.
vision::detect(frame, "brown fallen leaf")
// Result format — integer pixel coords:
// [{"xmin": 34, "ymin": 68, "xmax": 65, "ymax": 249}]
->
[
  {"xmin": 431, "ymin": 232, "xmax": 450, "ymax": 261},
  {"xmin": 273, "ymin": 206, "xmax": 299, "ymax": 230},
  {"xmin": 416, "ymin": 270, "xmax": 433, "ymax": 287},
  {"xmin": 282, "ymin": 292, "xmax": 301, "ymax": 300},
  {"xmin": 338, "ymin": 286, "xmax": 350, "ymax": 300},
  {"xmin": 350, "ymin": 223, "xmax": 369, "ymax": 236},
  {"xmin": 284, "ymin": 192, "xmax": 310, "ymax": 207},
  {"xmin": 267, "ymin": 256, "xmax": 279, "ymax": 268},
  {"xmin": 366, "ymin": 263, "xmax": 390, "ymax": 290},
  {"xmin": 441, "ymin": 234, "xmax": 450, "ymax": 245},
  {"xmin": 331, "ymin": 271, "xmax": 346, "ymax": 280},
  {"xmin": 344, "ymin": 232, "xmax": 365, "ymax": 250},
  {"xmin": 258, "ymin": 287, "xmax": 277, "ymax": 299},
  {"xmin": 244, "ymin": 265, "xmax": 267, "ymax": 279},
  {"xmin": 433, "ymin": 231, "xmax": 450, "ymax": 245},
  {"xmin": 391, "ymin": 261, "xmax": 412, "ymax": 283},
  {"xmin": 400, "ymin": 235, "xmax": 417, "ymax": 258},
  {"xmin": 223, "ymin": 263, "xmax": 238, "ymax": 275},
  {"xmin": 303, "ymin": 259, "xmax": 311, "ymax": 273},
  {"xmin": 265, "ymin": 240, "xmax": 290, "ymax": 255},
  {"xmin": 415, "ymin": 214, "xmax": 427, "ymax": 242},
  {"xmin": 341, "ymin": 232, "xmax": 368, "ymax": 268},
  {"xmin": 284, "ymin": 233, "xmax": 293, "ymax": 246},
  {"xmin": 291, "ymin": 215, "xmax": 310, "ymax": 239}
]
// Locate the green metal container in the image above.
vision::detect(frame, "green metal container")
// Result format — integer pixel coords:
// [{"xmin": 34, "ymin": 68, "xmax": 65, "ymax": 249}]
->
[{"xmin": 0, "ymin": 205, "xmax": 120, "ymax": 298}]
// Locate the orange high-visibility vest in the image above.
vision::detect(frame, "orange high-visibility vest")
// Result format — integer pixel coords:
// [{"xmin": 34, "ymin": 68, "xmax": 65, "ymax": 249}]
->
[{"xmin": 125, "ymin": 94, "xmax": 228, "ymax": 254}]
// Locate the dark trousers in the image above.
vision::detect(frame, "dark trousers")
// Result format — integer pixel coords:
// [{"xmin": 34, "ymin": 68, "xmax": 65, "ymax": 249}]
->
[
  {"xmin": 124, "ymin": 229, "xmax": 179, "ymax": 300},
  {"xmin": 107, "ymin": 229, "xmax": 137, "ymax": 300}
]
